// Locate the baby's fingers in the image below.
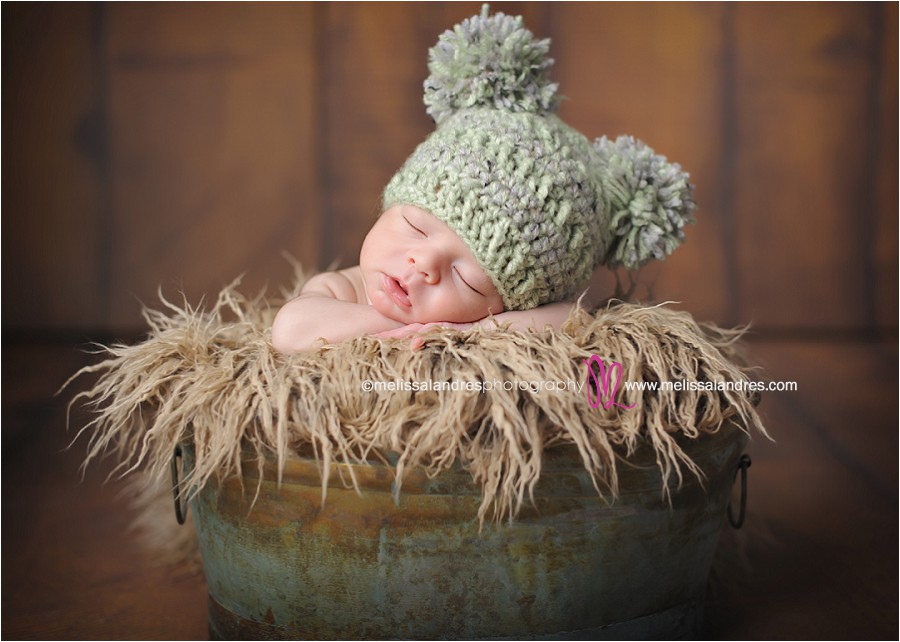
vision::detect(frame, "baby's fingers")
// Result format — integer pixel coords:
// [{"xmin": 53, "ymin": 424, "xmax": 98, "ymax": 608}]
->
[{"xmin": 421, "ymin": 322, "xmax": 475, "ymax": 332}]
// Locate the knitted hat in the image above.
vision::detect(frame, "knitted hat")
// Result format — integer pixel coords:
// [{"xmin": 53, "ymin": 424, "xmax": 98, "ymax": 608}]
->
[{"xmin": 383, "ymin": 5, "xmax": 696, "ymax": 311}]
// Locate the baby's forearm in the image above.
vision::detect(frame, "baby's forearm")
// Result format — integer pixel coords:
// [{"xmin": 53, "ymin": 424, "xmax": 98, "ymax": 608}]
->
[
  {"xmin": 477, "ymin": 301, "xmax": 575, "ymax": 332},
  {"xmin": 272, "ymin": 296, "xmax": 404, "ymax": 353}
]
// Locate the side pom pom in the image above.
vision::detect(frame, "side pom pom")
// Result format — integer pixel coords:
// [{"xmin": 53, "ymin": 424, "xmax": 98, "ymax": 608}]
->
[
  {"xmin": 424, "ymin": 4, "xmax": 559, "ymax": 124},
  {"xmin": 595, "ymin": 135, "xmax": 697, "ymax": 270}
]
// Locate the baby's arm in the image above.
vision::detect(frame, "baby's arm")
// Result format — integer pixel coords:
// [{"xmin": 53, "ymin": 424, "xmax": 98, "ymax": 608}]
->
[
  {"xmin": 271, "ymin": 271, "xmax": 404, "ymax": 354},
  {"xmin": 477, "ymin": 301, "xmax": 575, "ymax": 333}
]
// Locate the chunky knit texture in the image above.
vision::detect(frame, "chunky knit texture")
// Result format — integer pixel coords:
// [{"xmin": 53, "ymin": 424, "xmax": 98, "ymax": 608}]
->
[{"xmin": 383, "ymin": 6, "xmax": 696, "ymax": 311}]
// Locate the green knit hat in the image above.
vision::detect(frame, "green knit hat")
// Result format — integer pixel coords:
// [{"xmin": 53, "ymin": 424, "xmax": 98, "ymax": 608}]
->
[{"xmin": 383, "ymin": 6, "xmax": 696, "ymax": 311}]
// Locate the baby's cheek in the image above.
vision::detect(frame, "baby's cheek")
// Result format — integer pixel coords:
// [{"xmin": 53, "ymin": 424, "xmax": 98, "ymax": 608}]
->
[
  {"xmin": 411, "ymin": 291, "xmax": 449, "ymax": 324},
  {"xmin": 454, "ymin": 297, "xmax": 489, "ymax": 323}
]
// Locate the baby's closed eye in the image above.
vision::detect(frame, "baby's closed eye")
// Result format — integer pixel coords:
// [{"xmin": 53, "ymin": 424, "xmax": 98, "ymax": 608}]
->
[
  {"xmin": 453, "ymin": 266, "xmax": 485, "ymax": 296},
  {"xmin": 403, "ymin": 216, "xmax": 427, "ymax": 237}
]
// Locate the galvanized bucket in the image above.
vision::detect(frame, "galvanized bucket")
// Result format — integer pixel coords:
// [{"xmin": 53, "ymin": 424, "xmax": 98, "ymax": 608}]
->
[{"xmin": 180, "ymin": 421, "xmax": 747, "ymax": 640}]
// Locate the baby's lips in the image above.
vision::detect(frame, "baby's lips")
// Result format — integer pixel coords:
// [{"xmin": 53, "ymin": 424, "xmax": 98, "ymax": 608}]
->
[{"xmin": 382, "ymin": 274, "xmax": 411, "ymax": 307}]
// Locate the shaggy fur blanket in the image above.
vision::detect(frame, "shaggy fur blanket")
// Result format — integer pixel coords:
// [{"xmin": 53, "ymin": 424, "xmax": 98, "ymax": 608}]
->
[{"xmin": 68, "ymin": 274, "xmax": 767, "ymax": 523}]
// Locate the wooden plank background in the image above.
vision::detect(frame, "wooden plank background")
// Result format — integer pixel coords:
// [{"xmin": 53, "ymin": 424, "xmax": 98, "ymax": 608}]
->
[{"xmin": 3, "ymin": 2, "xmax": 897, "ymax": 335}]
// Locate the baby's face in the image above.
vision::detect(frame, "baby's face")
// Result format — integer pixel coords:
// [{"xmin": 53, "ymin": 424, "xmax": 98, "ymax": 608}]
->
[{"xmin": 360, "ymin": 205, "xmax": 504, "ymax": 324}]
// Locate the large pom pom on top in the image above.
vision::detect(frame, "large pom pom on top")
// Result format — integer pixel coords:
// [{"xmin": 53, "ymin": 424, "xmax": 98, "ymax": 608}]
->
[
  {"xmin": 424, "ymin": 5, "xmax": 559, "ymax": 124},
  {"xmin": 595, "ymin": 136, "xmax": 697, "ymax": 271}
]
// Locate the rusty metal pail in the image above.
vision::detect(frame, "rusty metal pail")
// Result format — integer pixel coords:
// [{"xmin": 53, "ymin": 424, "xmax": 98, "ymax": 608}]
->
[{"xmin": 184, "ymin": 421, "xmax": 747, "ymax": 640}]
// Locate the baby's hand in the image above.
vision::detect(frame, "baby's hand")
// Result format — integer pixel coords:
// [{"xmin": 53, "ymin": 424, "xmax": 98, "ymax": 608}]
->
[
  {"xmin": 375, "ymin": 322, "xmax": 475, "ymax": 338},
  {"xmin": 375, "ymin": 322, "xmax": 476, "ymax": 350}
]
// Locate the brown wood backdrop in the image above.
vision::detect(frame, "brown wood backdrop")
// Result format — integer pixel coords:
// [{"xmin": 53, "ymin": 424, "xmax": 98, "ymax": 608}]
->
[{"xmin": 3, "ymin": 2, "xmax": 897, "ymax": 336}]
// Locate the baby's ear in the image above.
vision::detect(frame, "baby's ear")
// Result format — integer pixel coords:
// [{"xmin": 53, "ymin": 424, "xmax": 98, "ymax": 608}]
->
[{"xmin": 593, "ymin": 135, "xmax": 696, "ymax": 271}]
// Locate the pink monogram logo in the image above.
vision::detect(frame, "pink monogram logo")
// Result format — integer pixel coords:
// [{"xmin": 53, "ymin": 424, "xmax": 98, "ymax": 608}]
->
[{"xmin": 582, "ymin": 355, "xmax": 637, "ymax": 411}]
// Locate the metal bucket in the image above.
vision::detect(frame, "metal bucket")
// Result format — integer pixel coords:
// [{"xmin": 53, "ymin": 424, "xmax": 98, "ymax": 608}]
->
[{"xmin": 183, "ymin": 422, "xmax": 747, "ymax": 640}]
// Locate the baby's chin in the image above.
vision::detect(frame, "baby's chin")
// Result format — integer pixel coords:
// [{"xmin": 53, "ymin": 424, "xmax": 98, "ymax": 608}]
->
[{"xmin": 368, "ymin": 293, "xmax": 418, "ymax": 324}]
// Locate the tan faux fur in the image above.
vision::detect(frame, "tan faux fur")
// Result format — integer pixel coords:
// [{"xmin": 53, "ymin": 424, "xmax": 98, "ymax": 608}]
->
[{"xmin": 66, "ymin": 273, "xmax": 767, "ymax": 523}]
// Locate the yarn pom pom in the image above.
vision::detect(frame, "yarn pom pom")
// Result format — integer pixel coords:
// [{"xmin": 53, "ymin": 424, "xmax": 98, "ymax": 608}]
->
[
  {"xmin": 595, "ymin": 135, "xmax": 696, "ymax": 270},
  {"xmin": 424, "ymin": 4, "xmax": 559, "ymax": 124}
]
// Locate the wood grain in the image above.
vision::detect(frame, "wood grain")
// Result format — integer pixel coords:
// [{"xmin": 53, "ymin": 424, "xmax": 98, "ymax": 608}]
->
[
  {"xmin": 318, "ymin": 3, "xmax": 435, "ymax": 269},
  {"xmin": 873, "ymin": 2, "xmax": 899, "ymax": 330},
  {"xmin": 2, "ymin": 4, "xmax": 106, "ymax": 330},
  {"xmin": 105, "ymin": 3, "xmax": 320, "ymax": 329},
  {"xmin": 2, "ymin": 344, "xmax": 209, "ymax": 640},
  {"xmin": 733, "ymin": 4, "xmax": 880, "ymax": 330},
  {"xmin": 553, "ymin": 4, "xmax": 732, "ymax": 323}
]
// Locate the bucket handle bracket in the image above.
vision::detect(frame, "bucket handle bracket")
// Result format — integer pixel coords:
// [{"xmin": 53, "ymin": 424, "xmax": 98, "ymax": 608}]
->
[
  {"xmin": 171, "ymin": 442, "xmax": 189, "ymax": 525},
  {"xmin": 727, "ymin": 453, "xmax": 752, "ymax": 529}
]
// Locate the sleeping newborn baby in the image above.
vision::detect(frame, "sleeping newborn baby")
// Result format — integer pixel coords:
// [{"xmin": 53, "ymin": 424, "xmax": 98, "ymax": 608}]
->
[
  {"xmin": 272, "ymin": 204, "xmax": 575, "ymax": 353},
  {"xmin": 272, "ymin": 8, "xmax": 695, "ymax": 354}
]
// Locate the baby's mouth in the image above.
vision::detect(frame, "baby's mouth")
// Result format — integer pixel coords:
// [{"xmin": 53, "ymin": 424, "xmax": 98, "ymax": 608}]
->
[{"xmin": 382, "ymin": 274, "xmax": 411, "ymax": 307}]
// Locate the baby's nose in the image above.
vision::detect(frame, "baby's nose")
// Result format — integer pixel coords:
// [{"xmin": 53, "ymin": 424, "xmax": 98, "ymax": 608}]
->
[{"xmin": 408, "ymin": 256, "xmax": 440, "ymax": 284}]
